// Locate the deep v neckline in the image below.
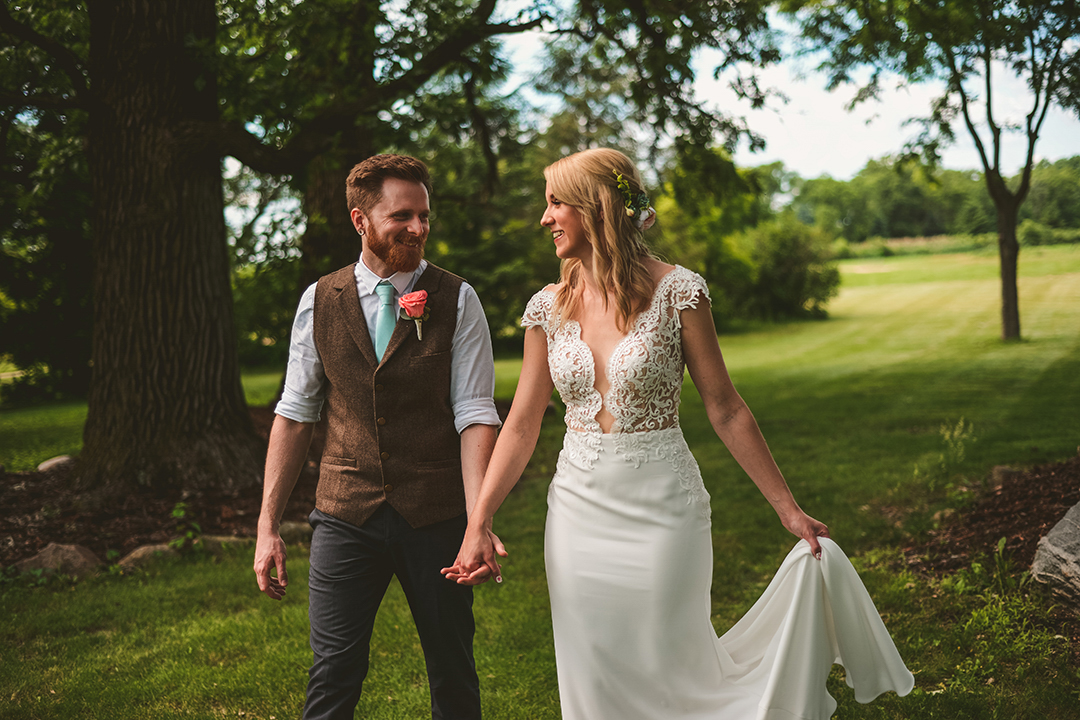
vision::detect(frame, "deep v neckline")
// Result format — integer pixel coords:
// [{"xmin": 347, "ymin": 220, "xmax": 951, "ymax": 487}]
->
[{"xmin": 561, "ymin": 266, "xmax": 683, "ymax": 432}]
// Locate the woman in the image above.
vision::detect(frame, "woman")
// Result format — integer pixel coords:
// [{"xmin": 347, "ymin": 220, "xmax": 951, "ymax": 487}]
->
[{"xmin": 444, "ymin": 148, "xmax": 913, "ymax": 719}]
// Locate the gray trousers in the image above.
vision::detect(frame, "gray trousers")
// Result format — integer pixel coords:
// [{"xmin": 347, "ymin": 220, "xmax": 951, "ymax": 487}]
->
[{"xmin": 304, "ymin": 505, "xmax": 481, "ymax": 720}]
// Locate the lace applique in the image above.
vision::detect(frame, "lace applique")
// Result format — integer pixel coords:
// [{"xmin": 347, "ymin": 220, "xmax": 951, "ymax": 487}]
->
[
  {"xmin": 521, "ymin": 289, "xmax": 554, "ymax": 333},
  {"xmin": 603, "ymin": 266, "xmax": 709, "ymax": 434},
  {"xmin": 556, "ymin": 429, "xmax": 602, "ymax": 478},
  {"xmin": 613, "ymin": 429, "xmax": 711, "ymax": 517},
  {"xmin": 526, "ymin": 266, "xmax": 709, "ymax": 436},
  {"xmin": 556, "ymin": 428, "xmax": 711, "ymax": 517}
]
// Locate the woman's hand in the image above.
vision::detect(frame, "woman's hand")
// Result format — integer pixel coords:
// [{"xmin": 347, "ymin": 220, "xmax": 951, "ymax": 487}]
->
[
  {"xmin": 442, "ymin": 524, "xmax": 508, "ymax": 585},
  {"xmin": 781, "ymin": 510, "xmax": 830, "ymax": 560}
]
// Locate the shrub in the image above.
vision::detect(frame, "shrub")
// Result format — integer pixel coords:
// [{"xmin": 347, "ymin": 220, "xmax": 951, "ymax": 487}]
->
[
  {"xmin": 731, "ymin": 216, "xmax": 841, "ymax": 320},
  {"xmin": 1018, "ymin": 219, "xmax": 1080, "ymax": 247}
]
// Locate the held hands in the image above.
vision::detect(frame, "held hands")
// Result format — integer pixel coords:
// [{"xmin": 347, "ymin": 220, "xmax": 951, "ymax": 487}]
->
[
  {"xmin": 781, "ymin": 510, "xmax": 830, "ymax": 560},
  {"xmin": 253, "ymin": 529, "xmax": 289, "ymax": 600},
  {"xmin": 441, "ymin": 524, "xmax": 508, "ymax": 585}
]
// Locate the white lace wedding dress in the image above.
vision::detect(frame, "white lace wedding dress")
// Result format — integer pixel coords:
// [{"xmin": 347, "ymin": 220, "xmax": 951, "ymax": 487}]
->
[{"xmin": 521, "ymin": 266, "xmax": 914, "ymax": 720}]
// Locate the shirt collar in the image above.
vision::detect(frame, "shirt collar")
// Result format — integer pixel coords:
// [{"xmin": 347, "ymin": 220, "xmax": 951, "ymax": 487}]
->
[{"xmin": 355, "ymin": 257, "xmax": 427, "ymax": 297}]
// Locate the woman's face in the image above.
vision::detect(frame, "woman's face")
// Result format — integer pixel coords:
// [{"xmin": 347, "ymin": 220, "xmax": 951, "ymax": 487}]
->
[{"xmin": 540, "ymin": 182, "xmax": 590, "ymax": 262}]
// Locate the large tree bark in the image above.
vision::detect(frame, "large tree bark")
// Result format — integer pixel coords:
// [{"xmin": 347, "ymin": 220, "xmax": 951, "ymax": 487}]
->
[
  {"xmin": 79, "ymin": 0, "xmax": 262, "ymax": 494},
  {"xmin": 297, "ymin": 150, "xmax": 372, "ymax": 294}
]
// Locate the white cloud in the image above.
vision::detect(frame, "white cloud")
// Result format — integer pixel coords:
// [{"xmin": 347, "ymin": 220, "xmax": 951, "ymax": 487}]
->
[{"xmin": 695, "ymin": 55, "xmax": 1079, "ymax": 180}]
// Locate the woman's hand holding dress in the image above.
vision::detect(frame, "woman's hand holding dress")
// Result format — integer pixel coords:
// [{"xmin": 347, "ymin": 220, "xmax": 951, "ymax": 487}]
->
[{"xmin": 680, "ymin": 298, "xmax": 831, "ymax": 559}]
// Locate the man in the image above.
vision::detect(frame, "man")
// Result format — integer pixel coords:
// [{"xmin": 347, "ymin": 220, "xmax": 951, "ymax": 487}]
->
[{"xmin": 253, "ymin": 154, "xmax": 502, "ymax": 720}]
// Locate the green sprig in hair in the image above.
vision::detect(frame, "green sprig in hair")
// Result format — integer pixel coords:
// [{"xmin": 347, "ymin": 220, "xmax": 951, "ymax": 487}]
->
[{"xmin": 612, "ymin": 170, "xmax": 651, "ymax": 218}]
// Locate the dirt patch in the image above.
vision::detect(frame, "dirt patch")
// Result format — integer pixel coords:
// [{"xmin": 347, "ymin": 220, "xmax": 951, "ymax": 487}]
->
[
  {"xmin": 0, "ymin": 407, "xmax": 320, "ymax": 566},
  {"xmin": 903, "ymin": 453, "xmax": 1080, "ymax": 575}
]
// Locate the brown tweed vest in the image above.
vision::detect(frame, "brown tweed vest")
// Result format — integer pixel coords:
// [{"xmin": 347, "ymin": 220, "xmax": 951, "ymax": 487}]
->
[{"xmin": 312, "ymin": 263, "xmax": 465, "ymax": 528}]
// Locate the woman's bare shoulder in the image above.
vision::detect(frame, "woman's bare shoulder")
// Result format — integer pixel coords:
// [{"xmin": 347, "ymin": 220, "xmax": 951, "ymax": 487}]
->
[{"xmin": 645, "ymin": 258, "xmax": 677, "ymax": 287}]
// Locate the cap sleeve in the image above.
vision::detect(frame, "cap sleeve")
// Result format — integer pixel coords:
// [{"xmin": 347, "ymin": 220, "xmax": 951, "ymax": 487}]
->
[
  {"xmin": 521, "ymin": 289, "xmax": 555, "ymax": 333},
  {"xmin": 668, "ymin": 266, "xmax": 711, "ymax": 311}
]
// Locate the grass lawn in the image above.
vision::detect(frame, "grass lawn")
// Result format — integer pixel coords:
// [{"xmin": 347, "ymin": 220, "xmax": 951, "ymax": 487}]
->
[{"xmin": 2, "ymin": 244, "xmax": 1079, "ymax": 718}]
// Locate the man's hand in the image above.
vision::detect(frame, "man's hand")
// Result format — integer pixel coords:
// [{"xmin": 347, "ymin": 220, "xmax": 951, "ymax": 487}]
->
[
  {"xmin": 254, "ymin": 529, "xmax": 289, "ymax": 600},
  {"xmin": 442, "ymin": 529, "xmax": 507, "ymax": 586}
]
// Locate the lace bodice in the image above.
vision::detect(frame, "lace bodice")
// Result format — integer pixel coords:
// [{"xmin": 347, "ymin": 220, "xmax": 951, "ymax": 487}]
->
[{"xmin": 521, "ymin": 265, "xmax": 710, "ymax": 435}]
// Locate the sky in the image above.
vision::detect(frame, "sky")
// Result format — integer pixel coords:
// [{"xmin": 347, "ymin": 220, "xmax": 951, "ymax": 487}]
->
[{"xmin": 696, "ymin": 54, "xmax": 1080, "ymax": 181}]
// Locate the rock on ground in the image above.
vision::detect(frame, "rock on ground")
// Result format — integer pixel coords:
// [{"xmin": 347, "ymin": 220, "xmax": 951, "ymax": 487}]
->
[
  {"xmin": 14, "ymin": 543, "xmax": 101, "ymax": 577},
  {"xmin": 1032, "ymin": 502, "xmax": 1080, "ymax": 613},
  {"xmin": 118, "ymin": 544, "xmax": 179, "ymax": 569}
]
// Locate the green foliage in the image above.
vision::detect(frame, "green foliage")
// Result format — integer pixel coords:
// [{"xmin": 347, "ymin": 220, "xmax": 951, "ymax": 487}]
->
[
  {"xmin": 0, "ymin": 2, "xmax": 92, "ymax": 402},
  {"xmin": 231, "ymin": 257, "xmax": 300, "ymax": 367},
  {"xmin": 945, "ymin": 537, "xmax": 1032, "ymax": 599},
  {"xmin": 912, "ymin": 418, "xmax": 977, "ymax": 503},
  {"xmin": 0, "ymin": 116, "xmax": 92, "ymax": 403},
  {"xmin": 729, "ymin": 215, "xmax": 841, "ymax": 320},
  {"xmin": 168, "ymin": 502, "xmax": 204, "ymax": 553},
  {"xmin": 1021, "ymin": 157, "xmax": 1080, "ymax": 229},
  {"xmin": 1018, "ymin": 219, "xmax": 1080, "ymax": 247},
  {"xmin": 792, "ymin": 156, "xmax": 1001, "ymax": 243}
]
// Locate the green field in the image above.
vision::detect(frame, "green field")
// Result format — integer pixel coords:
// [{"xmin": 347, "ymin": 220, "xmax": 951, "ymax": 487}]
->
[{"xmin": 2, "ymin": 244, "xmax": 1079, "ymax": 718}]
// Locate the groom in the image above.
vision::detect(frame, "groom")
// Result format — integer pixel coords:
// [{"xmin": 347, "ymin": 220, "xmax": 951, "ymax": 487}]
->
[{"xmin": 254, "ymin": 154, "xmax": 501, "ymax": 720}]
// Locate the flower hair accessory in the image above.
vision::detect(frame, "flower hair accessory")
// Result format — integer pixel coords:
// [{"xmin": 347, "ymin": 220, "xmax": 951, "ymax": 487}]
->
[
  {"xmin": 398, "ymin": 290, "xmax": 429, "ymax": 340},
  {"xmin": 612, "ymin": 170, "xmax": 653, "ymax": 227}
]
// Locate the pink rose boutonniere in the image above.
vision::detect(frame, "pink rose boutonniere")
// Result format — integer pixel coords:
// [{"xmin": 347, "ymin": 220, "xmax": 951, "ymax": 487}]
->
[{"xmin": 398, "ymin": 290, "xmax": 429, "ymax": 340}]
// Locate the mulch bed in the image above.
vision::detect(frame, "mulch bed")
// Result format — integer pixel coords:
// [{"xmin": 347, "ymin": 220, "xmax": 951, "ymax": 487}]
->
[
  {"xmin": 903, "ymin": 452, "xmax": 1080, "ymax": 575},
  {"xmin": 0, "ymin": 407, "xmax": 318, "ymax": 567}
]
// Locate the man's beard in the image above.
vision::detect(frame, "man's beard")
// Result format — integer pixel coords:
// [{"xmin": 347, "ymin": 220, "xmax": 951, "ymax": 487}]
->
[{"xmin": 367, "ymin": 227, "xmax": 426, "ymax": 274}]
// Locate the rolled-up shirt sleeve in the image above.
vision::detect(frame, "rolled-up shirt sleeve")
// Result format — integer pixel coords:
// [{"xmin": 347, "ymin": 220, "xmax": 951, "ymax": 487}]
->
[
  {"xmin": 274, "ymin": 283, "xmax": 326, "ymax": 423},
  {"xmin": 451, "ymin": 283, "xmax": 501, "ymax": 433}
]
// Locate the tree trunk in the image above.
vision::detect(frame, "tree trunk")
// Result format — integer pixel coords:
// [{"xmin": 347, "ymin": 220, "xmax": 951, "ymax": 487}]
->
[
  {"xmin": 79, "ymin": 0, "xmax": 263, "ymax": 495},
  {"xmin": 995, "ymin": 200, "xmax": 1022, "ymax": 341},
  {"xmin": 297, "ymin": 149, "xmax": 373, "ymax": 294}
]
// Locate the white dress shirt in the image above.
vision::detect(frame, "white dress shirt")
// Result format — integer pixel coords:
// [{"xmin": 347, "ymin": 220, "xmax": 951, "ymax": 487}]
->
[{"xmin": 276, "ymin": 258, "xmax": 501, "ymax": 433}]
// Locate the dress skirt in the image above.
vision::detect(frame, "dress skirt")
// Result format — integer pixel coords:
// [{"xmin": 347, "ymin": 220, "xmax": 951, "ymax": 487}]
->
[{"xmin": 544, "ymin": 428, "xmax": 914, "ymax": 720}]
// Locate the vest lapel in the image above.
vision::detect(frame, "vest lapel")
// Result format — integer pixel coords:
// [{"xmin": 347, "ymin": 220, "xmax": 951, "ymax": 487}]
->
[
  {"xmin": 381, "ymin": 265, "xmax": 444, "ymax": 364},
  {"xmin": 331, "ymin": 264, "xmax": 379, "ymax": 369}
]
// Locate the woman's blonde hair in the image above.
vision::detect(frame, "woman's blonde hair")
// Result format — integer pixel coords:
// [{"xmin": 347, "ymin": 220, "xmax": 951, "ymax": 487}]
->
[{"xmin": 544, "ymin": 148, "xmax": 656, "ymax": 332}]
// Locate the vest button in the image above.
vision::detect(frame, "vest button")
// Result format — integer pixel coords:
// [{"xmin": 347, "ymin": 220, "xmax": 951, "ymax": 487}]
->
[
  {"xmin": 377, "ymin": 417, "xmax": 386, "ymax": 426},
  {"xmin": 380, "ymin": 451, "xmax": 390, "ymax": 460},
  {"xmin": 384, "ymin": 484, "xmax": 393, "ymax": 492},
  {"xmin": 375, "ymin": 383, "xmax": 384, "ymax": 391}
]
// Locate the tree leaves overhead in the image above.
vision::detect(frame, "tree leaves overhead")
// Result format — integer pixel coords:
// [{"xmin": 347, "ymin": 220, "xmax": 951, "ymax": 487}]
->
[
  {"xmin": 216, "ymin": 0, "xmax": 548, "ymax": 175},
  {"xmin": 547, "ymin": 0, "xmax": 780, "ymax": 151}
]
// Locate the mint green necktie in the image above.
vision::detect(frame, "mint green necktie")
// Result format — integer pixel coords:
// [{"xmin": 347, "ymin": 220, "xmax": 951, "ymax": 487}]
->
[{"xmin": 374, "ymin": 281, "xmax": 397, "ymax": 361}]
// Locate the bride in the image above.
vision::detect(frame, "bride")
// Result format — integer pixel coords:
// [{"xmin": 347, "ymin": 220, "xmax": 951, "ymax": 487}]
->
[{"xmin": 443, "ymin": 148, "xmax": 913, "ymax": 719}]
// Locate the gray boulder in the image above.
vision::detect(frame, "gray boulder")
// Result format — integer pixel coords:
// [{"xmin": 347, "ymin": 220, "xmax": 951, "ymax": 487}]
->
[
  {"xmin": 117, "ymin": 544, "xmax": 179, "ymax": 569},
  {"xmin": 1032, "ymin": 502, "xmax": 1080, "ymax": 612},
  {"xmin": 15, "ymin": 543, "xmax": 101, "ymax": 578}
]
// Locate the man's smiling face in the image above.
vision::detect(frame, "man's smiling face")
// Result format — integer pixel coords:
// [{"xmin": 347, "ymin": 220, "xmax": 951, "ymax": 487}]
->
[{"xmin": 357, "ymin": 177, "xmax": 430, "ymax": 276}]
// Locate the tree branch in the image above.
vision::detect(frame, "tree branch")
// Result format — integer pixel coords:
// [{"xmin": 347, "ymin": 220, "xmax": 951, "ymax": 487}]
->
[
  {"xmin": 1018, "ymin": 32, "xmax": 1066, "ymax": 203},
  {"xmin": 983, "ymin": 46, "xmax": 1001, "ymax": 173},
  {"xmin": 0, "ymin": 2, "xmax": 88, "ymax": 97},
  {"xmin": 220, "ymin": 12, "xmax": 549, "ymax": 174},
  {"xmin": 943, "ymin": 46, "xmax": 996, "ymax": 190},
  {"xmin": 463, "ymin": 71, "xmax": 498, "ymax": 200}
]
